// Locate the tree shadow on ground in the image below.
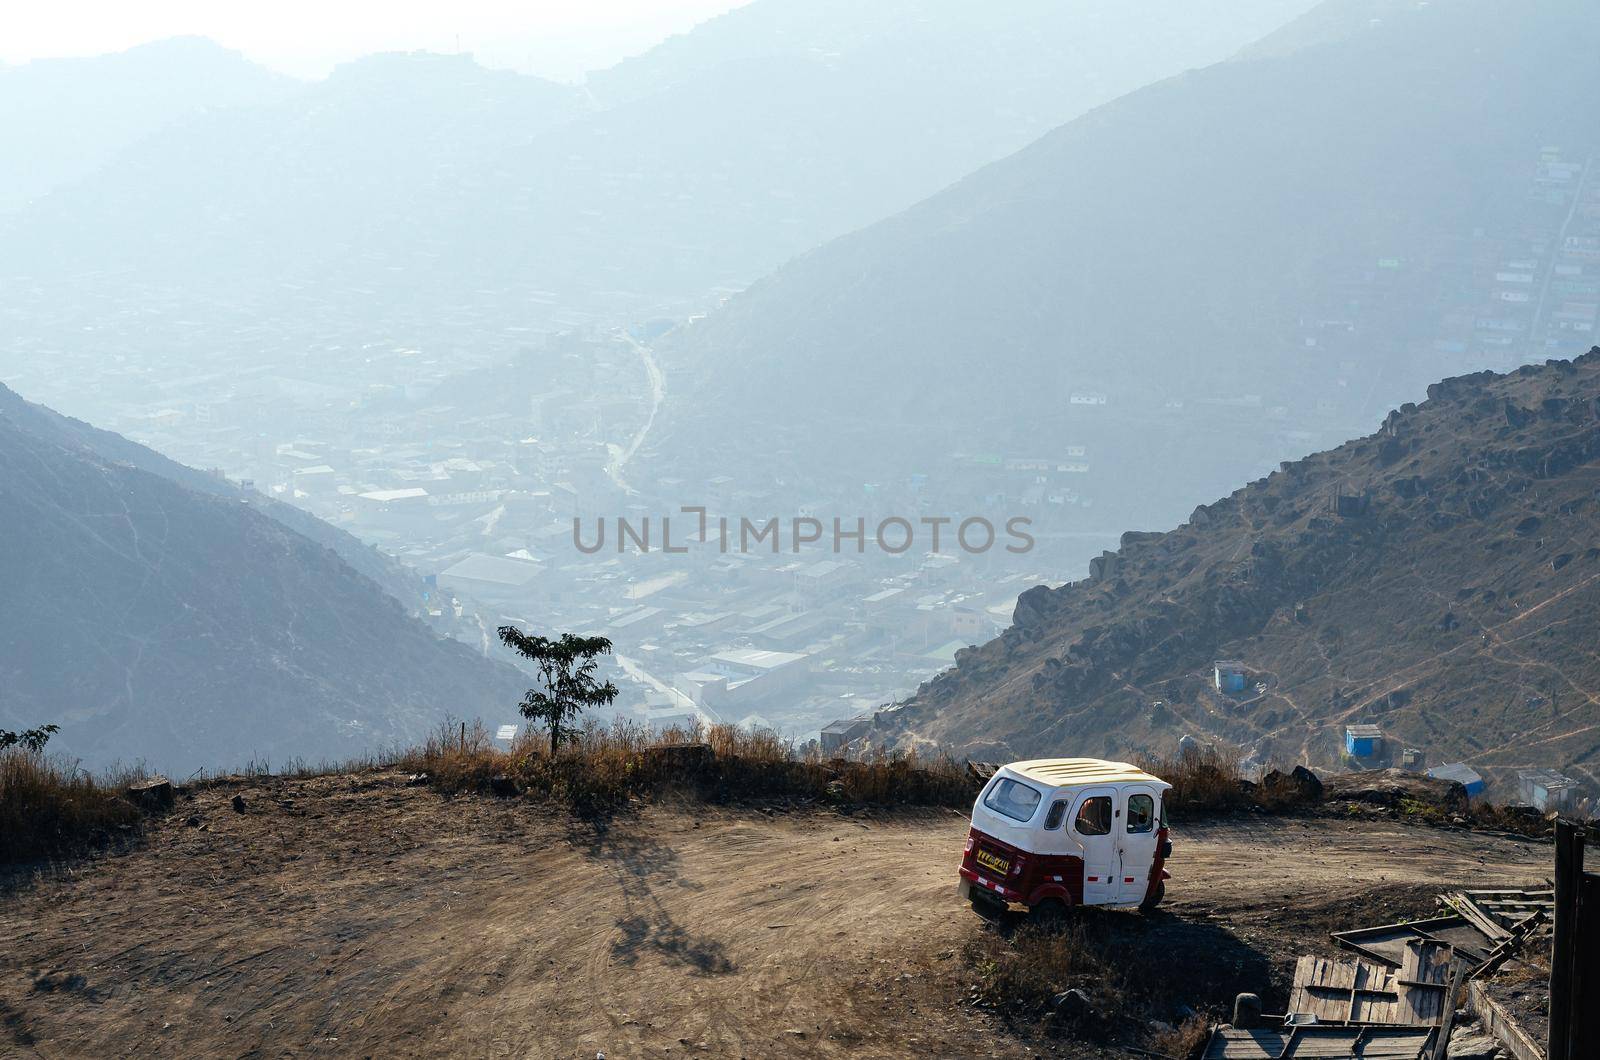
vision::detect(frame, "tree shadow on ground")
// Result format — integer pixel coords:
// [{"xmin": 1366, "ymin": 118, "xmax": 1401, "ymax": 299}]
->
[{"xmin": 567, "ymin": 820, "xmax": 735, "ymax": 976}]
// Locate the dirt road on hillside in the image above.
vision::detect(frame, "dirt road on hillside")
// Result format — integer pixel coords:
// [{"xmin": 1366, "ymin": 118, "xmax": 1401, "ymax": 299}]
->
[{"xmin": 0, "ymin": 773, "xmax": 1551, "ymax": 1059}]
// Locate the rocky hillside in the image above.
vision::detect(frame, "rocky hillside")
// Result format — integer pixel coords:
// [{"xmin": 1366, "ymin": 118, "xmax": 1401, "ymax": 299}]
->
[
  {"xmin": 0, "ymin": 387, "xmax": 526, "ymax": 773},
  {"xmin": 886, "ymin": 351, "xmax": 1600, "ymax": 795}
]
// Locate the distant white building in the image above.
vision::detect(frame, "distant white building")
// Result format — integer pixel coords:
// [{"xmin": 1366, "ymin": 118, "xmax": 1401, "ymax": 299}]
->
[
  {"xmin": 357, "ymin": 487, "xmax": 429, "ymax": 507},
  {"xmin": 674, "ymin": 672, "xmax": 730, "ymax": 710},
  {"xmin": 1517, "ymin": 768, "xmax": 1581, "ymax": 811},
  {"xmin": 683, "ymin": 648, "xmax": 811, "ymax": 710},
  {"xmin": 437, "ymin": 553, "xmax": 541, "ymax": 599}
]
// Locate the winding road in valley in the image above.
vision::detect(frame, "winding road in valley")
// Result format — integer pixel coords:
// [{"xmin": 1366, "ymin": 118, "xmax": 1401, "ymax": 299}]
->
[{"xmin": 604, "ymin": 332, "xmax": 665, "ymax": 495}]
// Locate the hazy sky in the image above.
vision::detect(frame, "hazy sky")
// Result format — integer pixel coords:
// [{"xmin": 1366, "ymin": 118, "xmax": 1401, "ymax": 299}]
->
[{"xmin": 1, "ymin": 0, "xmax": 751, "ymax": 82}]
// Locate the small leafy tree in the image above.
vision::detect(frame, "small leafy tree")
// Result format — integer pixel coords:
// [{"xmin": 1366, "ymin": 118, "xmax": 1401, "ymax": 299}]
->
[
  {"xmin": 0, "ymin": 724, "xmax": 59, "ymax": 753},
  {"xmin": 498, "ymin": 627, "xmax": 620, "ymax": 754}
]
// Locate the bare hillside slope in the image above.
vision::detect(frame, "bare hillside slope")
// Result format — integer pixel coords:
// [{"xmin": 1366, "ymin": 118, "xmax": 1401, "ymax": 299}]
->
[{"xmin": 887, "ymin": 350, "xmax": 1600, "ymax": 792}]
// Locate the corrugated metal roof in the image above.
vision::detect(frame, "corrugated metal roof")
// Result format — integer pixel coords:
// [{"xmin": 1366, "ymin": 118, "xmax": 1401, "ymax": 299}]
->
[
  {"xmin": 1426, "ymin": 762, "xmax": 1483, "ymax": 787},
  {"xmin": 1006, "ymin": 758, "xmax": 1168, "ymax": 788}
]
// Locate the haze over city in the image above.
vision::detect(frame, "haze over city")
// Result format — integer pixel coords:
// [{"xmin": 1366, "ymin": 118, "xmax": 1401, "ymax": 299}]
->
[{"xmin": 3, "ymin": 5, "xmax": 1599, "ymax": 1054}]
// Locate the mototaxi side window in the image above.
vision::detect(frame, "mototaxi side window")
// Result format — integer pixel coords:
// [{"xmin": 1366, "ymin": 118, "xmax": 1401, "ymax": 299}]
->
[
  {"xmin": 984, "ymin": 777, "xmax": 1043, "ymax": 823},
  {"xmin": 1044, "ymin": 799, "xmax": 1068, "ymax": 830},
  {"xmin": 1126, "ymin": 793, "xmax": 1155, "ymax": 834},
  {"xmin": 1073, "ymin": 795, "xmax": 1113, "ymax": 836}
]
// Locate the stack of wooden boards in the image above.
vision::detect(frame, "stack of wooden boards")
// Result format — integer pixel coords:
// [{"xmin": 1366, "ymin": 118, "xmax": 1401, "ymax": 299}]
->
[
  {"xmin": 1203, "ymin": 887, "xmax": 1553, "ymax": 1059},
  {"xmin": 1331, "ymin": 887, "xmax": 1551, "ymax": 979}
]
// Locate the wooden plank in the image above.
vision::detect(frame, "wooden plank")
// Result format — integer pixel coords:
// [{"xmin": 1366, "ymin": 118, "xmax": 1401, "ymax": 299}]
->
[
  {"xmin": 1276, "ymin": 1026, "xmax": 1432, "ymax": 1058},
  {"xmin": 1203, "ymin": 1027, "xmax": 1289, "ymax": 1059},
  {"xmin": 1431, "ymin": 961, "xmax": 1465, "ymax": 1060},
  {"xmin": 1461, "ymin": 888, "xmax": 1557, "ymax": 932},
  {"xmin": 1470, "ymin": 908, "xmax": 1547, "ymax": 981},
  {"xmin": 1574, "ymin": 872, "xmax": 1600, "ymax": 1060},
  {"xmin": 1349, "ymin": 961, "xmax": 1372, "ymax": 1023},
  {"xmin": 1332, "ymin": 915, "xmax": 1490, "ymax": 970},
  {"xmin": 1549, "ymin": 821, "xmax": 1586, "ymax": 1060},
  {"xmin": 1443, "ymin": 891, "xmax": 1513, "ymax": 942},
  {"xmin": 1288, "ymin": 955, "xmax": 1318, "ymax": 1020},
  {"xmin": 1291, "ymin": 948, "xmax": 1450, "ymax": 1028}
]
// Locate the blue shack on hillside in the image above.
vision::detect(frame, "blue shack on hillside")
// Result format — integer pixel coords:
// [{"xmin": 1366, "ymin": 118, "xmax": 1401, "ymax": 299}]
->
[
  {"xmin": 1427, "ymin": 762, "xmax": 1486, "ymax": 798},
  {"xmin": 1213, "ymin": 661, "xmax": 1248, "ymax": 694},
  {"xmin": 1345, "ymin": 724, "xmax": 1384, "ymax": 759}
]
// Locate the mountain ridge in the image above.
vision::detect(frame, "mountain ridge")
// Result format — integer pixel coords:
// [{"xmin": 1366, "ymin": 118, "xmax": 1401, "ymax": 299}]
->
[
  {"xmin": 0, "ymin": 1, "xmax": 1321, "ymax": 320},
  {"xmin": 0, "ymin": 387, "xmax": 526, "ymax": 773},
  {"xmin": 0, "ymin": 36, "xmax": 294, "ymax": 213},
  {"xmin": 884, "ymin": 350, "xmax": 1600, "ymax": 797},
  {"xmin": 652, "ymin": 0, "xmax": 1600, "ymax": 530}
]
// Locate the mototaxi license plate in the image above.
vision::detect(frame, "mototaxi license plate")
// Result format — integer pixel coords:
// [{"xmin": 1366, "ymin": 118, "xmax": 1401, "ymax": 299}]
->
[{"xmin": 975, "ymin": 847, "xmax": 1009, "ymax": 875}]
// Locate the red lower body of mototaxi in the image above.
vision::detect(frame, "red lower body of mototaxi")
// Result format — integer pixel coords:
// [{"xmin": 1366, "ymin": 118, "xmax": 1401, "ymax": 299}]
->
[{"xmin": 956, "ymin": 827, "xmax": 1171, "ymax": 911}]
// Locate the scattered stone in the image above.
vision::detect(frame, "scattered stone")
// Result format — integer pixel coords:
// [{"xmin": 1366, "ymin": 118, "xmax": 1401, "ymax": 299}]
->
[
  {"xmin": 126, "ymin": 777, "xmax": 175, "ymax": 811},
  {"xmin": 231, "ymin": 794, "xmax": 248, "ymax": 814},
  {"xmin": 1260, "ymin": 766, "xmax": 1323, "ymax": 805},
  {"xmin": 184, "ymin": 815, "xmax": 202, "ymax": 828},
  {"xmin": 1446, "ymin": 1031, "xmax": 1501, "ymax": 1060},
  {"xmin": 1049, "ymin": 988, "xmax": 1094, "ymax": 1020}
]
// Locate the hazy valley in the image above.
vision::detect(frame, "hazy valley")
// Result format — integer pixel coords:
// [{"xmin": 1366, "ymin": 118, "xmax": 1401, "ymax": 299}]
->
[{"xmin": 3, "ymin": 2, "xmax": 1599, "ymax": 1057}]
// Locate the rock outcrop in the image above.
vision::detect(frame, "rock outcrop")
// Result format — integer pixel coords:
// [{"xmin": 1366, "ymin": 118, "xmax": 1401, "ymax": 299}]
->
[{"xmin": 892, "ymin": 352, "xmax": 1600, "ymax": 794}]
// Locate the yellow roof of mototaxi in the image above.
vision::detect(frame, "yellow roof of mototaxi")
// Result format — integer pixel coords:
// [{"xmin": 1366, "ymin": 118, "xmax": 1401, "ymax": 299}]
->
[{"xmin": 1003, "ymin": 758, "xmax": 1170, "ymax": 789}]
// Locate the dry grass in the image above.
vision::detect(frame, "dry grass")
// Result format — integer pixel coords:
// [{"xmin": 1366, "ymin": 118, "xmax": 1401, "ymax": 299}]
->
[
  {"xmin": 964, "ymin": 916, "xmax": 1218, "ymax": 1051},
  {"xmin": 0, "ymin": 749, "xmax": 145, "ymax": 864},
  {"xmin": 0, "ymin": 717, "xmax": 969, "ymax": 865},
  {"xmin": 1149, "ymin": 1015, "xmax": 1211, "ymax": 1058},
  {"xmin": 1137, "ymin": 743, "xmax": 1252, "ymax": 816},
  {"xmin": 965, "ymin": 920, "xmax": 1117, "ymax": 1013},
  {"xmin": 399, "ymin": 716, "xmax": 973, "ymax": 812},
  {"xmin": 1462, "ymin": 801, "xmax": 1559, "ymax": 837}
]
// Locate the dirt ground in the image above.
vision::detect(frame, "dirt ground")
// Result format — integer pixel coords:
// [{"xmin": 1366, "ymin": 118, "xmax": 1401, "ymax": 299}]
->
[{"xmin": 0, "ymin": 772, "xmax": 1552, "ymax": 1059}]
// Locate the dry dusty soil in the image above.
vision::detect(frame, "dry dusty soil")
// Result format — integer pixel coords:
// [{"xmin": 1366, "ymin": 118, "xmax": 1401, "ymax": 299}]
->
[{"xmin": 0, "ymin": 771, "xmax": 1551, "ymax": 1058}]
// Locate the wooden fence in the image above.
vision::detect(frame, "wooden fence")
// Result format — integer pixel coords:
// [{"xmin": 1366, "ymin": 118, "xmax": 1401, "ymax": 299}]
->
[{"xmin": 1548, "ymin": 820, "xmax": 1597, "ymax": 1060}]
